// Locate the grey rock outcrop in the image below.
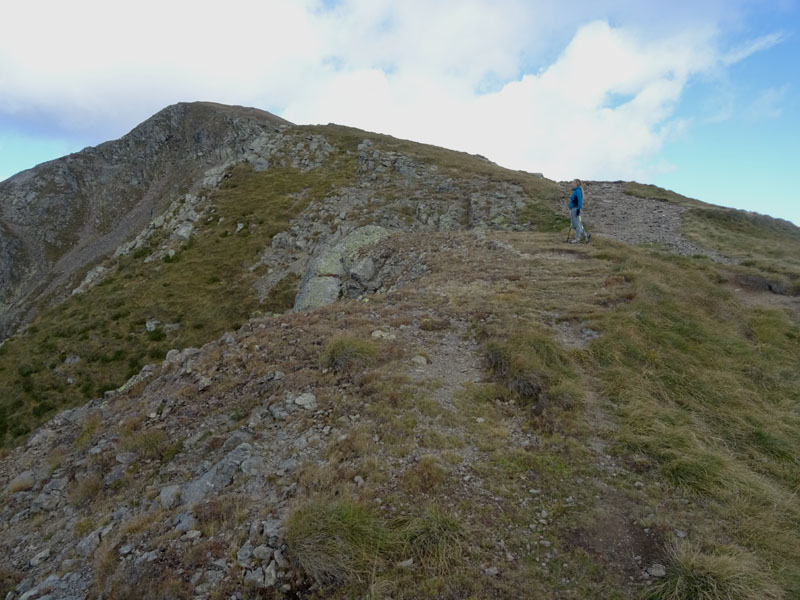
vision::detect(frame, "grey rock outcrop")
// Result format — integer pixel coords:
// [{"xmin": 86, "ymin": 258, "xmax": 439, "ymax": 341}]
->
[{"xmin": 293, "ymin": 225, "xmax": 391, "ymax": 310}]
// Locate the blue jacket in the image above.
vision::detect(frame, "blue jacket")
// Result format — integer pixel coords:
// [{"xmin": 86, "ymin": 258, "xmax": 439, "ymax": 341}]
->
[{"xmin": 569, "ymin": 186, "xmax": 583, "ymax": 210}]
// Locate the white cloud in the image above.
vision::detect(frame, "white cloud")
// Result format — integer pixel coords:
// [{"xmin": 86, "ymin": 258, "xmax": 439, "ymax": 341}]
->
[
  {"xmin": 721, "ymin": 32, "xmax": 786, "ymax": 65},
  {"xmin": 747, "ymin": 85, "xmax": 789, "ymax": 119},
  {"xmin": 284, "ymin": 20, "xmax": 723, "ymax": 181},
  {"xmin": 0, "ymin": 0, "xmax": 787, "ymax": 183}
]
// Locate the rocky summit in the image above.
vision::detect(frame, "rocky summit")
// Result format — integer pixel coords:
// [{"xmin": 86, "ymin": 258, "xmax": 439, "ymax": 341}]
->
[{"xmin": 1, "ymin": 102, "xmax": 799, "ymax": 600}]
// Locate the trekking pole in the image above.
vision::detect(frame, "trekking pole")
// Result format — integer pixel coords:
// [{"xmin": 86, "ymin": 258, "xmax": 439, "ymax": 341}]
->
[{"xmin": 565, "ymin": 226, "xmax": 572, "ymax": 242}]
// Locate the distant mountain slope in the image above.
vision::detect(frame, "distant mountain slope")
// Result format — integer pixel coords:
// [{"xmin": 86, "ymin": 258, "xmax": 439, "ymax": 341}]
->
[{"xmin": 0, "ymin": 102, "xmax": 290, "ymax": 340}]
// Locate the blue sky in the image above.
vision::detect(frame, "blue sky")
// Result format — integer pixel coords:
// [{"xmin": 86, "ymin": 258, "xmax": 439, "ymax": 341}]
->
[{"xmin": 1, "ymin": 0, "xmax": 798, "ymax": 224}]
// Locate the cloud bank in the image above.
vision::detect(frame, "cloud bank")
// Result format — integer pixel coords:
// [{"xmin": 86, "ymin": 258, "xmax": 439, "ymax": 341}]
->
[{"xmin": 0, "ymin": 0, "xmax": 784, "ymax": 181}]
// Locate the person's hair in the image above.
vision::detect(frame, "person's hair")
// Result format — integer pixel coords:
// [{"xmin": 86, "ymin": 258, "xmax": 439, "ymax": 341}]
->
[{"xmin": 574, "ymin": 179, "xmax": 582, "ymax": 186}]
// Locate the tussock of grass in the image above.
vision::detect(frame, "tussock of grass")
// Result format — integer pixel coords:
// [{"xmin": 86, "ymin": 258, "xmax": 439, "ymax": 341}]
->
[
  {"xmin": 400, "ymin": 455, "xmax": 449, "ymax": 495},
  {"xmin": 396, "ymin": 505, "xmax": 465, "ymax": 575},
  {"xmin": 117, "ymin": 429, "xmax": 176, "ymax": 462},
  {"xmin": 646, "ymin": 539, "xmax": 782, "ymax": 600},
  {"xmin": 319, "ymin": 335, "xmax": 378, "ymax": 372},
  {"xmin": 485, "ymin": 331, "xmax": 579, "ymax": 408},
  {"xmin": 287, "ymin": 496, "xmax": 466, "ymax": 591},
  {"xmin": 68, "ymin": 472, "xmax": 103, "ymax": 506},
  {"xmin": 287, "ymin": 497, "xmax": 389, "ymax": 585}
]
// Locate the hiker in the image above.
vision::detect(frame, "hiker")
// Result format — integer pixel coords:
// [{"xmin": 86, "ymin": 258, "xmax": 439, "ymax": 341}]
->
[{"xmin": 568, "ymin": 179, "xmax": 590, "ymax": 243}]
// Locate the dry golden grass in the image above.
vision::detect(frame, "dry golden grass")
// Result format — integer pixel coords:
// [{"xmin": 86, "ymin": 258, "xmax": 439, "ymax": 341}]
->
[{"xmin": 67, "ymin": 472, "xmax": 103, "ymax": 506}]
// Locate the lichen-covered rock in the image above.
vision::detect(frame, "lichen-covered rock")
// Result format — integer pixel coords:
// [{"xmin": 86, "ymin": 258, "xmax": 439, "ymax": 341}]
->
[{"xmin": 293, "ymin": 225, "xmax": 391, "ymax": 310}]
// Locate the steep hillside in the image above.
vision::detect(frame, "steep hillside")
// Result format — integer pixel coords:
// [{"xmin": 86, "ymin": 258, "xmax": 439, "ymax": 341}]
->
[
  {"xmin": 1, "ymin": 104, "xmax": 799, "ymax": 600},
  {"xmin": 0, "ymin": 102, "xmax": 290, "ymax": 340}
]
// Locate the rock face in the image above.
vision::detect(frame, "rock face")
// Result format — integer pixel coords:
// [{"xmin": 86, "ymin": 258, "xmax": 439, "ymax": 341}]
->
[{"xmin": 0, "ymin": 102, "xmax": 290, "ymax": 341}]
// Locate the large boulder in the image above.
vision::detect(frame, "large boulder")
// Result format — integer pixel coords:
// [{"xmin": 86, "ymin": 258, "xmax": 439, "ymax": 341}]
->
[{"xmin": 293, "ymin": 225, "xmax": 391, "ymax": 311}]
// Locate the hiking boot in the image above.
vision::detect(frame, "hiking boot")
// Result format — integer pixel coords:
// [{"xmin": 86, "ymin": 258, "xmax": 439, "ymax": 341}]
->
[
  {"xmin": 585, "ymin": 233, "xmax": 591, "ymax": 243},
  {"xmin": 569, "ymin": 239, "xmax": 579, "ymax": 243}
]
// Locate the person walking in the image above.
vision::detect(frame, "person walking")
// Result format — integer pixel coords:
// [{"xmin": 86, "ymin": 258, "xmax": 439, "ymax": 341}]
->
[{"xmin": 568, "ymin": 179, "xmax": 590, "ymax": 243}]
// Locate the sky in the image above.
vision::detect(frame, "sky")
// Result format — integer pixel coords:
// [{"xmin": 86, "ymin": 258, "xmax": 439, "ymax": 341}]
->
[{"xmin": 1, "ymin": 0, "xmax": 798, "ymax": 225}]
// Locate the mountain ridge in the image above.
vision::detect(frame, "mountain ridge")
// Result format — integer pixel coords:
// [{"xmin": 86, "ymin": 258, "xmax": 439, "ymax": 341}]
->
[{"xmin": 0, "ymin": 102, "xmax": 799, "ymax": 600}]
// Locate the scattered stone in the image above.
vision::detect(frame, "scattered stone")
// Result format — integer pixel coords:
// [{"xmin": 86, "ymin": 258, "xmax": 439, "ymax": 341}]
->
[
  {"xmin": 634, "ymin": 481, "xmax": 645, "ymax": 489},
  {"xmin": 293, "ymin": 392, "xmax": 318, "ymax": 410},
  {"xmin": 253, "ymin": 545, "xmax": 273, "ymax": 561},
  {"xmin": 411, "ymin": 355, "xmax": 428, "ymax": 366},
  {"xmin": 145, "ymin": 319, "xmax": 161, "ymax": 332},
  {"xmin": 273, "ymin": 549, "xmax": 289, "ymax": 569},
  {"xmin": 159, "ymin": 484, "xmax": 182, "ymax": 509},
  {"xmin": 484, "ymin": 566, "xmax": 500, "ymax": 577},
  {"xmin": 174, "ymin": 512, "xmax": 199, "ymax": 533},
  {"xmin": 29, "ymin": 548, "xmax": 50, "ymax": 567},
  {"xmin": 76, "ymin": 531, "xmax": 101, "ymax": 557},
  {"xmin": 647, "ymin": 564, "xmax": 667, "ymax": 578},
  {"xmin": 115, "ymin": 452, "xmax": 137, "ymax": 465},
  {"xmin": 354, "ymin": 475, "xmax": 365, "ymax": 487},
  {"xmin": 238, "ymin": 542, "xmax": 254, "ymax": 567},
  {"xmin": 244, "ymin": 567, "xmax": 266, "ymax": 588},
  {"xmin": 396, "ymin": 558, "xmax": 414, "ymax": 569},
  {"xmin": 264, "ymin": 560, "xmax": 278, "ymax": 587},
  {"xmin": 674, "ymin": 529, "xmax": 688, "ymax": 539}
]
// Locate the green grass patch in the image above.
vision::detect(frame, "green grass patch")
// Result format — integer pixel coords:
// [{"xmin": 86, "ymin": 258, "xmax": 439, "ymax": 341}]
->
[
  {"xmin": 623, "ymin": 182, "xmax": 696, "ymax": 206},
  {"xmin": 587, "ymin": 243, "xmax": 800, "ymax": 595},
  {"xmin": 262, "ymin": 271, "xmax": 301, "ymax": 313},
  {"xmin": 682, "ymin": 206, "xmax": 800, "ymax": 292}
]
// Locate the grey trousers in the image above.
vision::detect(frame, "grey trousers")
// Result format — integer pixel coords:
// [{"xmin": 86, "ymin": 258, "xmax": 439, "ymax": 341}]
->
[{"xmin": 570, "ymin": 208, "xmax": 585, "ymax": 239}]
